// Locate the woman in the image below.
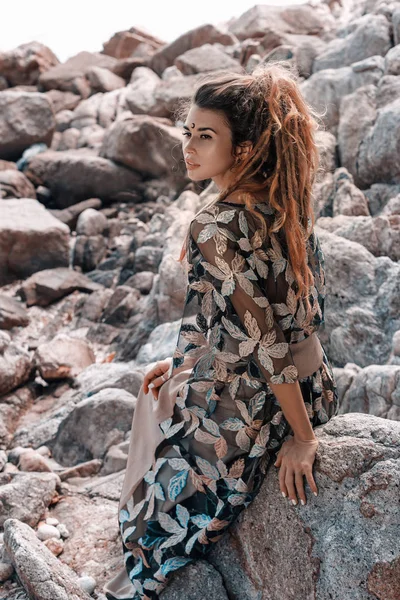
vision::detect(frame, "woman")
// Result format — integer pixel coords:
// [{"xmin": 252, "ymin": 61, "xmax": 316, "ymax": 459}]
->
[{"xmin": 104, "ymin": 62, "xmax": 339, "ymax": 600}]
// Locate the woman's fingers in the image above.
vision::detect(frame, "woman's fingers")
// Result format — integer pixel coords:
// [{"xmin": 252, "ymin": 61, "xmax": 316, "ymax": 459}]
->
[
  {"xmin": 278, "ymin": 464, "xmax": 287, "ymax": 497},
  {"xmin": 294, "ymin": 471, "xmax": 306, "ymax": 505},
  {"xmin": 304, "ymin": 467, "xmax": 318, "ymax": 497},
  {"xmin": 285, "ymin": 469, "xmax": 297, "ymax": 504}
]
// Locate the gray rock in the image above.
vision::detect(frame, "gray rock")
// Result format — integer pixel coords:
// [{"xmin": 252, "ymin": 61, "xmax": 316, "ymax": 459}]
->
[
  {"xmin": 17, "ymin": 267, "xmax": 102, "ymax": 307},
  {"xmin": 0, "ymin": 472, "xmax": 59, "ymax": 528},
  {"xmin": 125, "ymin": 66, "xmax": 161, "ymax": 114},
  {"xmin": 100, "ymin": 440, "xmax": 129, "ymax": 475},
  {"xmin": 51, "ymin": 388, "xmax": 136, "ymax": 465},
  {"xmin": 0, "ymin": 42, "xmax": 59, "ymax": 87},
  {"xmin": 85, "ymin": 65, "xmax": 125, "ymax": 94},
  {"xmin": 33, "ymin": 334, "xmax": 96, "ymax": 380},
  {"xmin": 161, "ymin": 560, "xmax": 229, "ymax": 599},
  {"xmin": 174, "ymin": 44, "xmax": 242, "ymax": 75},
  {"xmin": 3, "ymin": 518, "xmax": 91, "ymax": 599},
  {"xmin": 0, "ymin": 91, "xmax": 55, "ymax": 160},
  {"xmin": 72, "ymin": 235, "xmax": 108, "ymax": 272},
  {"xmin": 0, "ymin": 169, "xmax": 36, "ymax": 199},
  {"xmin": 313, "ymin": 13, "xmax": 391, "ymax": 72},
  {"xmin": 76, "ymin": 208, "xmax": 108, "ymax": 236},
  {"xmin": 0, "ymin": 343, "xmax": 32, "ymax": 396},
  {"xmin": 208, "ymin": 414, "xmax": 400, "ymax": 600},
  {"xmin": 0, "ymin": 199, "xmax": 70, "ymax": 286},
  {"xmin": 37, "ymin": 524, "xmax": 61, "ymax": 541},
  {"xmin": 49, "ymin": 198, "xmax": 103, "ymax": 230},
  {"xmin": 0, "ymin": 295, "xmax": 29, "ymax": 330},
  {"xmin": 25, "ymin": 148, "xmax": 142, "ymax": 209}
]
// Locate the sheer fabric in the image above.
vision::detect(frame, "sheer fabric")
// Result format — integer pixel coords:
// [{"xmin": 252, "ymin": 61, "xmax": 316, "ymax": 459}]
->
[{"xmin": 104, "ymin": 200, "xmax": 338, "ymax": 600}]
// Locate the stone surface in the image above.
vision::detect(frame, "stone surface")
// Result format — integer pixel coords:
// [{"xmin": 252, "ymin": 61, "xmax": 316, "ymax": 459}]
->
[
  {"xmin": 0, "ymin": 169, "xmax": 36, "ymax": 199},
  {"xmin": 33, "ymin": 334, "xmax": 96, "ymax": 380},
  {"xmin": 0, "ymin": 472, "xmax": 59, "ymax": 528},
  {"xmin": 0, "ymin": 199, "xmax": 70, "ymax": 286},
  {"xmin": 0, "ymin": 42, "xmax": 59, "ymax": 86},
  {"xmin": 0, "ymin": 91, "xmax": 55, "ymax": 161},
  {"xmin": 0, "ymin": 295, "xmax": 29, "ymax": 330},
  {"xmin": 3, "ymin": 518, "xmax": 91, "ymax": 599}
]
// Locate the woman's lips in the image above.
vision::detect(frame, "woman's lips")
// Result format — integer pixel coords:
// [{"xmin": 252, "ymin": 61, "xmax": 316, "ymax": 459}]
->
[{"xmin": 185, "ymin": 160, "xmax": 200, "ymax": 170}]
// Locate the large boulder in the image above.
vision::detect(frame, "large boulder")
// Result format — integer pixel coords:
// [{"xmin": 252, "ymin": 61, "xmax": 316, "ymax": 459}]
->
[
  {"xmin": 174, "ymin": 44, "xmax": 242, "ymax": 75},
  {"xmin": 33, "ymin": 334, "xmax": 96, "ymax": 381},
  {"xmin": 0, "ymin": 91, "xmax": 55, "ymax": 160},
  {"xmin": 0, "ymin": 168, "xmax": 36, "ymax": 199},
  {"xmin": 149, "ymin": 23, "xmax": 237, "ymax": 76},
  {"xmin": 3, "ymin": 518, "xmax": 91, "ymax": 600},
  {"xmin": 0, "ymin": 199, "xmax": 70, "ymax": 285},
  {"xmin": 25, "ymin": 148, "xmax": 142, "ymax": 208},
  {"xmin": 38, "ymin": 50, "xmax": 121, "ymax": 97},
  {"xmin": 102, "ymin": 25, "xmax": 164, "ymax": 59},
  {"xmin": 51, "ymin": 388, "xmax": 136, "ymax": 465},
  {"xmin": 206, "ymin": 414, "xmax": 400, "ymax": 600},
  {"xmin": 99, "ymin": 114, "xmax": 188, "ymax": 191},
  {"xmin": 0, "ymin": 340, "xmax": 32, "ymax": 396},
  {"xmin": 313, "ymin": 13, "xmax": 391, "ymax": 72},
  {"xmin": 0, "ymin": 41, "xmax": 59, "ymax": 87},
  {"xmin": 0, "ymin": 295, "xmax": 29, "ymax": 330},
  {"xmin": 0, "ymin": 472, "xmax": 59, "ymax": 527}
]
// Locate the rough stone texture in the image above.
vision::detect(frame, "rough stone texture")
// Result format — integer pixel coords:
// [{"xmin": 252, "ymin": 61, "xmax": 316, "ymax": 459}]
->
[
  {"xmin": 161, "ymin": 560, "xmax": 229, "ymax": 599},
  {"xmin": 0, "ymin": 472, "xmax": 59, "ymax": 527},
  {"xmin": 25, "ymin": 148, "xmax": 142, "ymax": 208},
  {"xmin": 0, "ymin": 91, "xmax": 55, "ymax": 161},
  {"xmin": 207, "ymin": 414, "xmax": 400, "ymax": 600},
  {"xmin": 85, "ymin": 65, "xmax": 126, "ymax": 94},
  {"xmin": 51, "ymin": 388, "xmax": 136, "ymax": 465},
  {"xmin": 3, "ymin": 518, "xmax": 91, "ymax": 600},
  {"xmin": 0, "ymin": 295, "xmax": 29, "ymax": 330},
  {"xmin": 174, "ymin": 43, "xmax": 242, "ymax": 75},
  {"xmin": 102, "ymin": 26, "xmax": 164, "ymax": 59},
  {"xmin": 0, "ymin": 169, "xmax": 37, "ymax": 199},
  {"xmin": 17, "ymin": 267, "xmax": 102, "ymax": 307},
  {"xmin": 33, "ymin": 335, "xmax": 96, "ymax": 381},
  {"xmin": 0, "ymin": 42, "xmax": 59, "ymax": 87},
  {"xmin": 0, "ymin": 199, "xmax": 70, "ymax": 286},
  {"xmin": 0, "ymin": 343, "xmax": 32, "ymax": 397}
]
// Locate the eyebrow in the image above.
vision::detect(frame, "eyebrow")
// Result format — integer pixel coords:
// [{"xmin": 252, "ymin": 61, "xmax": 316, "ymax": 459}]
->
[{"xmin": 182, "ymin": 125, "xmax": 217, "ymax": 134}]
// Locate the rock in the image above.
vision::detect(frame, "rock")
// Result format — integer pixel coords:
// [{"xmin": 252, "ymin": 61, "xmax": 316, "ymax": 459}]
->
[
  {"xmin": 0, "ymin": 198, "xmax": 70, "ymax": 286},
  {"xmin": 207, "ymin": 414, "xmax": 400, "ymax": 600},
  {"xmin": 25, "ymin": 148, "xmax": 142, "ymax": 208},
  {"xmin": 336, "ymin": 363, "xmax": 400, "ymax": 420},
  {"xmin": 17, "ymin": 267, "xmax": 102, "ymax": 307},
  {"xmin": 174, "ymin": 44, "xmax": 242, "ymax": 75},
  {"xmin": 0, "ymin": 91, "xmax": 55, "ymax": 161},
  {"xmin": 329, "ymin": 168, "xmax": 370, "ymax": 216},
  {"xmin": 56, "ymin": 523, "xmax": 69, "ymax": 538},
  {"xmin": 73, "ymin": 235, "xmax": 108, "ymax": 272},
  {"xmin": 45, "ymin": 88, "xmax": 81, "ymax": 113},
  {"xmin": 46, "ymin": 517, "xmax": 59, "ymax": 526},
  {"xmin": 76, "ymin": 208, "xmax": 108, "ymax": 236},
  {"xmin": 49, "ymin": 198, "xmax": 103, "ymax": 229},
  {"xmin": 101, "ymin": 286, "xmax": 142, "ymax": 325},
  {"xmin": 0, "ymin": 295, "xmax": 29, "ymax": 330},
  {"xmin": 161, "ymin": 560, "xmax": 229, "ymax": 600},
  {"xmin": 0, "ymin": 169, "xmax": 36, "ymax": 199},
  {"xmin": 77, "ymin": 575, "xmax": 96, "ymax": 595},
  {"xmin": 228, "ymin": 3, "xmax": 336, "ymax": 40},
  {"xmin": 38, "ymin": 50, "xmax": 121, "ymax": 98},
  {"xmin": 313, "ymin": 14, "xmax": 391, "ymax": 72},
  {"xmin": 125, "ymin": 66, "xmax": 161, "ymax": 114},
  {"xmin": 0, "ymin": 560, "xmax": 14, "ymax": 582},
  {"xmin": 99, "ymin": 114, "xmax": 188, "ymax": 191},
  {"xmin": 0, "ymin": 343, "xmax": 32, "ymax": 396},
  {"xmin": 0, "ymin": 42, "xmax": 59, "ymax": 86},
  {"xmin": 33, "ymin": 335, "xmax": 96, "ymax": 381},
  {"xmin": 124, "ymin": 270, "xmax": 154, "ymax": 294},
  {"xmin": 135, "ymin": 320, "xmax": 180, "ymax": 365},
  {"xmin": 17, "ymin": 448, "xmax": 53, "ymax": 473},
  {"xmin": 59, "ymin": 458, "xmax": 102, "ymax": 481},
  {"xmin": 0, "ymin": 472, "xmax": 59, "ymax": 528},
  {"xmin": 301, "ymin": 58, "xmax": 384, "ymax": 133},
  {"xmin": 384, "ymin": 44, "xmax": 400, "ymax": 76},
  {"xmin": 147, "ymin": 72, "xmax": 206, "ymax": 118},
  {"xmin": 316, "ymin": 214, "xmax": 400, "ymax": 262},
  {"xmin": 149, "ymin": 23, "xmax": 237, "ymax": 76},
  {"xmin": 51, "ymin": 388, "xmax": 136, "ymax": 465},
  {"xmin": 75, "ymin": 360, "xmax": 144, "ymax": 397},
  {"xmin": 86, "ymin": 65, "xmax": 126, "ymax": 93},
  {"xmin": 3, "ymin": 518, "xmax": 91, "ymax": 599},
  {"xmin": 102, "ymin": 26, "xmax": 164, "ymax": 59},
  {"xmin": 43, "ymin": 536, "xmax": 64, "ymax": 556},
  {"xmin": 101, "ymin": 440, "xmax": 129, "ymax": 475},
  {"xmin": 37, "ymin": 523, "xmax": 61, "ymax": 541},
  {"xmin": 315, "ymin": 227, "xmax": 399, "ymax": 369}
]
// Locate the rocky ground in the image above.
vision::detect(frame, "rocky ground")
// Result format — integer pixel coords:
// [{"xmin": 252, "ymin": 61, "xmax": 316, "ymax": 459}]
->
[{"xmin": 0, "ymin": 0, "xmax": 399, "ymax": 598}]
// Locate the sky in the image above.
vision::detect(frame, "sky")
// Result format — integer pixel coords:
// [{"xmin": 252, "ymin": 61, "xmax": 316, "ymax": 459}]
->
[{"xmin": 0, "ymin": 0, "xmax": 308, "ymax": 63}]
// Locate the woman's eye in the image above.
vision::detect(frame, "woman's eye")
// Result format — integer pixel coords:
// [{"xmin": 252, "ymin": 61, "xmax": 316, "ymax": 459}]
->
[{"xmin": 182, "ymin": 132, "xmax": 211, "ymax": 139}]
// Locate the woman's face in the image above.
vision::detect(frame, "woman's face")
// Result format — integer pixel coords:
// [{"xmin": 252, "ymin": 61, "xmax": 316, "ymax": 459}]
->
[{"xmin": 181, "ymin": 105, "xmax": 242, "ymax": 191}]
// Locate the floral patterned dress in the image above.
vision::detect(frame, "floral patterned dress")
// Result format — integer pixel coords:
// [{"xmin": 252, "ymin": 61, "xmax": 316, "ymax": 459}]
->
[{"xmin": 104, "ymin": 200, "xmax": 339, "ymax": 600}]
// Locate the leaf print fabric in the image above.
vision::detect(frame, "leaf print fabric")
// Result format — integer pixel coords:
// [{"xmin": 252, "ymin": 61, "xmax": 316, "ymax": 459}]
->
[{"xmin": 104, "ymin": 200, "xmax": 339, "ymax": 600}]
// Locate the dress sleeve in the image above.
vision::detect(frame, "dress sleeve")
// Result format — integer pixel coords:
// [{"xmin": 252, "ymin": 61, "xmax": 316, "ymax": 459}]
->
[{"xmin": 190, "ymin": 206, "xmax": 299, "ymax": 385}]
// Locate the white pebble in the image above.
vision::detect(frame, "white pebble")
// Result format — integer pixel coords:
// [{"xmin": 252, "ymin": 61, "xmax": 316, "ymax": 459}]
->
[
  {"xmin": 37, "ymin": 524, "xmax": 61, "ymax": 541},
  {"xmin": 56, "ymin": 523, "xmax": 70, "ymax": 538},
  {"xmin": 78, "ymin": 575, "xmax": 96, "ymax": 595},
  {"xmin": 46, "ymin": 517, "xmax": 59, "ymax": 526}
]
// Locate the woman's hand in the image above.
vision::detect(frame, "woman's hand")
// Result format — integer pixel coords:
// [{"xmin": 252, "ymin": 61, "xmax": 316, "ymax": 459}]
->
[
  {"xmin": 274, "ymin": 436, "xmax": 319, "ymax": 506},
  {"xmin": 143, "ymin": 357, "xmax": 172, "ymax": 401}
]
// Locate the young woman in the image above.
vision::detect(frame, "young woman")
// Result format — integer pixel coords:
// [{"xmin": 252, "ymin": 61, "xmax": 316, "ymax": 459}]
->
[{"xmin": 104, "ymin": 62, "xmax": 339, "ymax": 600}]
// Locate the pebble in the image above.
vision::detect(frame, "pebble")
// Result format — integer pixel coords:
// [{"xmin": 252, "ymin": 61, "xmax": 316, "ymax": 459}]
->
[
  {"xmin": 56, "ymin": 522, "xmax": 70, "ymax": 538},
  {"xmin": 45, "ymin": 517, "xmax": 59, "ymax": 526},
  {"xmin": 44, "ymin": 537, "xmax": 64, "ymax": 556},
  {"xmin": 77, "ymin": 574, "xmax": 96, "ymax": 595},
  {"xmin": 36, "ymin": 524, "xmax": 61, "ymax": 541},
  {"xmin": 0, "ymin": 561, "xmax": 14, "ymax": 582}
]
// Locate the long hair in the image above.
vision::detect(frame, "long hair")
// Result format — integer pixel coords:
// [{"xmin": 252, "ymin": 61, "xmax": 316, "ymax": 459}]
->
[{"xmin": 174, "ymin": 61, "xmax": 324, "ymax": 318}]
